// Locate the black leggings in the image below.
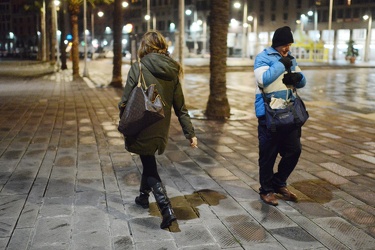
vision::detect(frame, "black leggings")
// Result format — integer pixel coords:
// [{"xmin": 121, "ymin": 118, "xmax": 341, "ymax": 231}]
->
[{"xmin": 140, "ymin": 155, "xmax": 161, "ymax": 188}]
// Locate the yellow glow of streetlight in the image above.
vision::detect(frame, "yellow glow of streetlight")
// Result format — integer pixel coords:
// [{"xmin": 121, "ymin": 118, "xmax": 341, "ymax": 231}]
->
[
  {"xmin": 122, "ymin": 1, "xmax": 128, "ymax": 8},
  {"xmin": 97, "ymin": 11, "xmax": 104, "ymax": 17},
  {"xmin": 54, "ymin": 0, "xmax": 60, "ymax": 6},
  {"xmin": 185, "ymin": 9, "xmax": 192, "ymax": 15},
  {"xmin": 144, "ymin": 14, "xmax": 150, "ymax": 21},
  {"xmin": 363, "ymin": 14, "xmax": 370, "ymax": 21},
  {"xmin": 247, "ymin": 15, "xmax": 253, "ymax": 22}
]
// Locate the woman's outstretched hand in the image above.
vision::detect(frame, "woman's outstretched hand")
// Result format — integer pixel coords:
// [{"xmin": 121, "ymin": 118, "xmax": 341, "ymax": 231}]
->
[{"xmin": 189, "ymin": 137, "xmax": 198, "ymax": 148}]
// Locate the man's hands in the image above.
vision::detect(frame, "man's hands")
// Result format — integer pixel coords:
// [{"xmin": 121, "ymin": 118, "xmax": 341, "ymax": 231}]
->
[
  {"xmin": 282, "ymin": 72, "xmax": 303, "ymax": 87},
  {"xmin": 279, "ymin": 56, "xmax": 292, "ymax": 70},
  {"xmin": 189, "ymin": 137, "xmax": 198, "ymax": 148}
]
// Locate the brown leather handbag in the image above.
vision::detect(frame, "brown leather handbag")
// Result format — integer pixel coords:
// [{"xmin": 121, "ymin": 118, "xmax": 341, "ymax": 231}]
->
[{"xmin": 118, "ymin": 62, "xmax": 165, "ymax": 136}]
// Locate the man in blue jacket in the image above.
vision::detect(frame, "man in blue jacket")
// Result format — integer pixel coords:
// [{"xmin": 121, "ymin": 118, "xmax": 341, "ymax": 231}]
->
[{"xmin": 254, "ymin": 26, "xmax": 307, "ymax": 206}]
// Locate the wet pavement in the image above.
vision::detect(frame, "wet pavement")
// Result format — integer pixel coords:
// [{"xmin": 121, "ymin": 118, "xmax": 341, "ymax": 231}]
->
[{"xmin": 0, "ymin": 59, "xmax": 374, "ymax": 249}]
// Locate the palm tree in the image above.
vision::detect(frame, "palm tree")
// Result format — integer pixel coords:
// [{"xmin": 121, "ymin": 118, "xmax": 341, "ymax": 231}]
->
[
  {"xmin": 24, "ymin": 0, "xmax": 47, "ymax": 61},
  {"xmin": 68, "ymin": 0, "xmax": 81, "ymax": 79},
  {"xmin": 108, "ymin": 0, "xmax": 123, "ymax": 88},
  {"xmin": 205, "ymin": 0, "xmax": 230, "ymax": 119},
  {"xmin": 67, "ymin": 0, "xmax": 112, "ymax": 79},
  {"xmin": 59, "ymin": 0, "xmax": 68, "ymax": 70}
]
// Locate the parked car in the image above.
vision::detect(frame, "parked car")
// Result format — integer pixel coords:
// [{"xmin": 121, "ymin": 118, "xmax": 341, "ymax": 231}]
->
[{"xmin": 79, "ymin": 45, "xmax": 93, "ymax": 59}]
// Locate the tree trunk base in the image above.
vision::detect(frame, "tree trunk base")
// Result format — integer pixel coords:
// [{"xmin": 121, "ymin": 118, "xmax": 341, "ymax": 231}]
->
[
  {"xmin": 205, "ymin": 98, "xmax": 231, "ymax": 120},
  {"xmin": 109, "ymin": 81, "xmax": 123, "ymax": 88}
]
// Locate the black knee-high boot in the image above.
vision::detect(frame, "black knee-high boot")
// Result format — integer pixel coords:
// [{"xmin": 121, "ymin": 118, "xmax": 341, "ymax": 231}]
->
[
  {"xmin": 135, "ymin": 177, "xmax": 151, "ymax": 209},
  {"xmin": 150, "ymin": 182, "xmax": 176, "ymax": 229}
]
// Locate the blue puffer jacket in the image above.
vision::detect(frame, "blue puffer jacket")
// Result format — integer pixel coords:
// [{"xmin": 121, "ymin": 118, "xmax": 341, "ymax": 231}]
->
[{"xmin": 253, "ymin": 47, "xmax": 306, "ymax": 118}]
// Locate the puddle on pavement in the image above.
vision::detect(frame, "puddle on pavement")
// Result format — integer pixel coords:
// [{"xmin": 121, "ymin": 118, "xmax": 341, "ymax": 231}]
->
[
  {"xmin": 291, "ymin": 179, "xmax": 333, "ymax": 204},
  {"xmin": 148, "ymin": 189, "xmax": 227, "ymax": 232}
]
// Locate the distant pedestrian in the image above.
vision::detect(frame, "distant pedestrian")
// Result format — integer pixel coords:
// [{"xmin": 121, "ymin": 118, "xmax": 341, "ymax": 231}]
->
[
  {"xmin": 253, "ymin": 26, "xmax": 307, "ymax": 206},
  {"xmin": 118, "ymin": 30, "xmax": 198, "ymax": 228}
]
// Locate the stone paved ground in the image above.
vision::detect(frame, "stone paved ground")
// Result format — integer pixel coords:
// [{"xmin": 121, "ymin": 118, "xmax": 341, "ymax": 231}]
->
[{"xmin": 0, "ymin": 61, "xmax": 375, "ymax": 249}]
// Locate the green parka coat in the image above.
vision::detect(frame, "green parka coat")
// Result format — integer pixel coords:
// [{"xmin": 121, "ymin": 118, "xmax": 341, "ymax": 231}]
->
[{"xmin": 118, "ymin": 53, "xmax": 195, "ymax": 155}]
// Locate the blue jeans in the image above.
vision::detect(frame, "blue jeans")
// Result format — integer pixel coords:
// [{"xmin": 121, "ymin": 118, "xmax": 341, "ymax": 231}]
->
[{"xmin": 257, "ymin": 118, "xmax": 302, "ymax": 194}]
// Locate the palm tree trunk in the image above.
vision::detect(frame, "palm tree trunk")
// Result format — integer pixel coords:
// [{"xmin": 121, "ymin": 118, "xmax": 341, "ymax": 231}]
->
[
  {"xmin": 71, "ymin": 13, "xmax": 80, "ymax": 79},
  {"xmin": 51, "ymin": 0, "xmax": 57, "ymax": 64},
  {"xmin": 205, "ymin": 0, "xmax": 230, "ymax": 119},
  {"xmin": 39, "ymin": 0, "xmax": 47, "ymax": 61},
  {"xmin": 60, "ymin": 0, "xmax": 68, "ymax": 70},
  {"xmin": 109, "ymin": 0, "xmax": 123, "ymax": 88}
]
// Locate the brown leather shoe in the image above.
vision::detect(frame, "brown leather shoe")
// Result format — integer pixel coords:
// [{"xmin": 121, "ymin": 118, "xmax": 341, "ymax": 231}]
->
[
  {"xmin": 275, "ymin": 187, "xmax": 298, "ymax": 202},
  {"xmin": 260, "ymin": 192, "xmax": 278, "ymax": 206}
]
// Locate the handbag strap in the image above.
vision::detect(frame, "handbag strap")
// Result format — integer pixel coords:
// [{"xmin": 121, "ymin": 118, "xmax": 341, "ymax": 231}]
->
[{"xmin": 137, "ymin": 62, "xmax": 147, "ymax": 89}]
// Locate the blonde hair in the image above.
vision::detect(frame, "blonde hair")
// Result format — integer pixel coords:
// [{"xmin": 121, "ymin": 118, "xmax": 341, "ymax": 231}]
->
[{"xmin": 138, "ymin": 30, "xmax": 183, "ymax": 77}]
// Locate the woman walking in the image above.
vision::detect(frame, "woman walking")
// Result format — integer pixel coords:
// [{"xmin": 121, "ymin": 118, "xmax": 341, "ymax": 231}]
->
[{"xmin": 118, "ymin": 30, "xmax": 198, "ymax": 229}]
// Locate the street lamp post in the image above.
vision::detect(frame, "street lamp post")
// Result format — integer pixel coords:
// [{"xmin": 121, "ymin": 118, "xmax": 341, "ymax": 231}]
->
[
  {"xmin": 178, "ymin": 0, "xmax": 184, "ymax": 68},
  {"xmin": 308, "ymin": 9, "xmax": 318, "ymax": 61},
  {"xmin": 248, "ymin": 14, "xmax": 257, "ymax": 58},
  {"xmin": 201, "ymin": 19, "xmax": 207, "ymax": 56},
  {"xmin": 42, "ymin": 0, "xmax": 46, "ymax": 61},
  {"xmin": 91, "ymin": 8, "xmax": 95, "ymax": 59},
  {"xmin": 234, "ymin": 1, "xmax": 248, "ymax": 59},
  {"xmin": 186, "ymin": 7, "xmax": 199, "ymax": 55},
  {"xmin": 363, "ymin": 14, "xmax": 372, "ymax": 62},
  {"xmin": 83, "ymin": 0, "xmax": 89, "ymax": 77},
  {"xmin": 145, "ymin": 13, "xmax": 156, "ymax": 30},
  {"xmin": 192, "ymin": 10, "xmax": 198, "ymax": 54},
  {"xmin": 328, "ymin": 0, "xmax": 335, "ymax": 60},
  {"xmin": 242, "ymin": 0, "xmax": 248, "ymax": 59},
  {"xmin": 146, "ymin": 0, "xmax": 150, "ymax": 30},
  {"xmin": 300, "ymin": 14, "xmax": 308, "ymax": 32},
  {"xmin": 54, "ymin": 0, "xmax": 61, "ymax": 71}
]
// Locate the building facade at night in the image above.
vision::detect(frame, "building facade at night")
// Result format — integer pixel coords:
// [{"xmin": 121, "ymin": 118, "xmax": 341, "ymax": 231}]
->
[
  {"xmin": 0, "ymin": 0, "xmax": 39, "ymax": 57},
  {"xmin": 0, "ymin": 0, "xmax": 374, "ymax": 61}
]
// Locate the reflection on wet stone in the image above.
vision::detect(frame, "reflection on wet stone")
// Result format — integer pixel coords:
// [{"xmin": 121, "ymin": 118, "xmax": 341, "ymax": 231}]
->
[
  {"xmin": 31, "ymin": 137, "xmax": 49, "ymax": 144},
  {"xmin": 270, "ymin": 226, "xmax": 316, "ymax": 242},
  {"xmin": 293, "ymin": 202, "xmax": 336, "ymax": 219},
  {"xmin": 197, "ymin": 189, "xmax": 227, "ymax": 206},
  {"xmin": 79, "ymin": 136, "xmax": 96, "ymax": 144},
  {"xmin": 59, "ymin": 138, "xmax": 77, "ymax": 148},
  {"xmin": 193, "ymin": 156, "xmax": 217, "ymax": 165},
  {"xmin": 55, "ymin": 156, "xmax": 75, "ymax": 167},
  {"xmin": 226, "ymin": 215, "xmax": 266, "ymax": 242},
  {"xmin": 342, "ymin": 207, "xmax": 375, "ymax": 225},
  {"xmin": 108, "ymin": 138, "xmax": 124, "ymax": 146},
  {"xmin": 114, "ymin": 236, "xmax": 133, "ymax": 249},
  {"xmin": 172, "ymin": 195, "xmax": 193, "ymax": 207},
  {"xmin": 184, "ymin": 193, "xmax": 205, "ymax": 207},
  {"xmin": 292, "ymin": 180, "xmax": 333, "ymax": 204},
  {"xmin": 149, "ymin": 189, "xmax": 227, "ymax": 231},
  {"xmin": 123, "ymin": 172, "xmax": 139, "ymax": 186},
  {"xmin": 173, "ymin": 206, "xmax": 200, "ymax": 220},
  {"xmin": 25, "ymin": 150, "xmax": 45, "ymax": 157},
  {"xmin": 3, "ymin": 150, "xmax": 23, "ymax": 160}
]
